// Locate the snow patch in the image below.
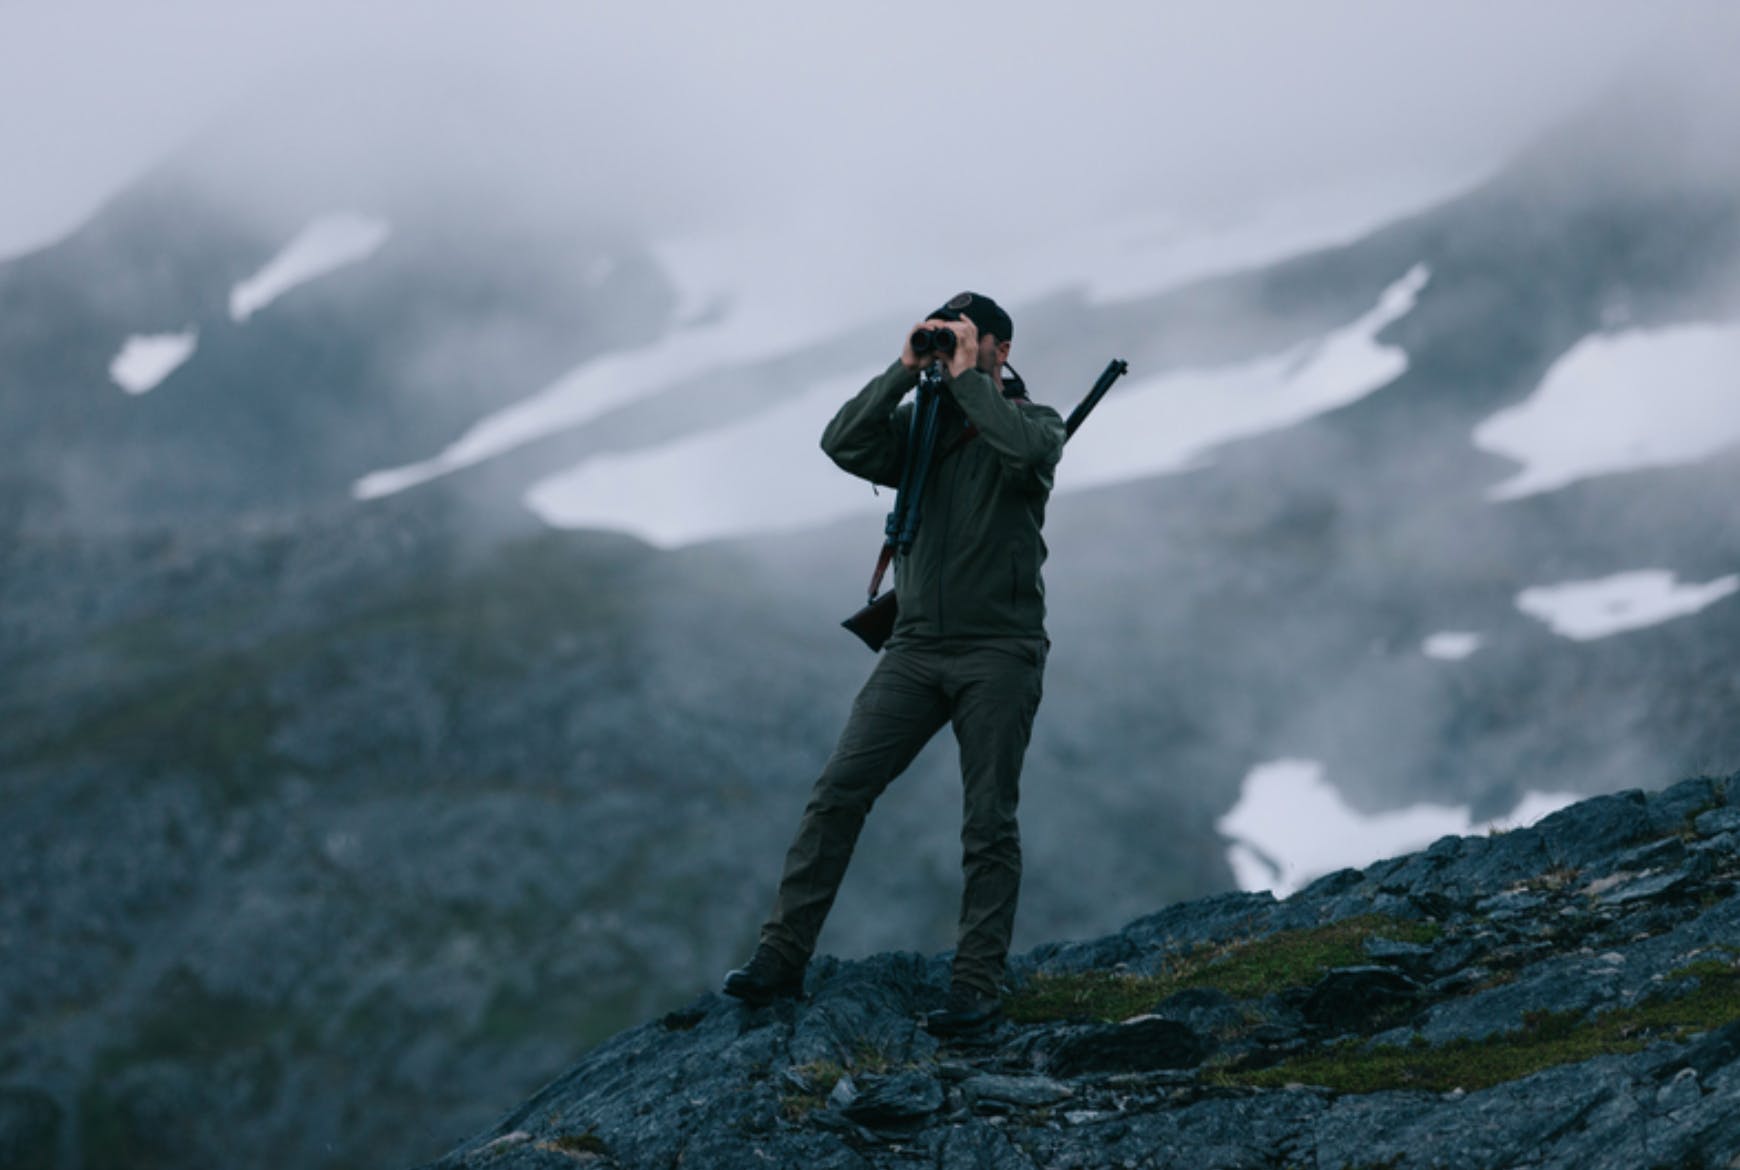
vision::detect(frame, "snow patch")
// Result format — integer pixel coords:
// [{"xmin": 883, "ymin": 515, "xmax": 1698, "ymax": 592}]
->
[
  {"xmin": 1422, "ymin": 631, "xmax": 1483, "ymax": 660},
  {"xmin": 109, "ymin": 329, "xmax": 197, "ymax": 394},
  {"xmin": 1060, "ymin": 265, "xmax": 1428, "ymax": 493},
  {"xmin": 1516, "ymin": 569, "xmax": 1739, "ymax": 641},
  {"xmin": 1475, "ymin": 323, "xmax": 1740, "ymax": 499},
  {"xmin": 1217, "ymin": 759, "xmax": 1578, "ymax": 898},
  {"xmin": 354, "ymin": 320, "xmax": 772, "ymax": 500},
  {"xmin": 354, "ymin": 166, "xmax": 1483, "ymax": 506},
  {"xmin": 516, "ymin": 266, "xmax": 1427, "ymax": 544},
  {"xmin": 523, "ymin": 374, "xmax": 877, "ymax": 545},
  {"xmin": 353, "ymin": 232, "xmax": 883, "ymax": 501},
  {"xmin": 230, "ymin": 213, "xmax": 391, "ymax": 322}
]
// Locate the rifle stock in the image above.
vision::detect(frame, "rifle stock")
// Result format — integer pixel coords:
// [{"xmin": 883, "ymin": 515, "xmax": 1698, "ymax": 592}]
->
[{"xmin": 841, "ymin": 590, "xmax": 898, "ymax": 651}]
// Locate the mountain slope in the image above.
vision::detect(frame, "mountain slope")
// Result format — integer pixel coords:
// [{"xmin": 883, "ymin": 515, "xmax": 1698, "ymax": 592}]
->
[{"xmin": 408, "ymin": 775, "xmax": 1740, "ymax": 1170}]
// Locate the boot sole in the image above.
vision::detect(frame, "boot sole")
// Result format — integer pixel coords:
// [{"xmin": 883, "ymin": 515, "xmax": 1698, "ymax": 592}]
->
[{"xmin": 722, "ymin": 978, "xmax": 804, "ymax": 1006}]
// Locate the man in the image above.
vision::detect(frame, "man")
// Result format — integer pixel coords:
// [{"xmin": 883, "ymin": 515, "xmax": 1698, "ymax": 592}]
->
[{"xmin": 722, "ymin": 292, "xmax": 1066, "ymax": 1035}]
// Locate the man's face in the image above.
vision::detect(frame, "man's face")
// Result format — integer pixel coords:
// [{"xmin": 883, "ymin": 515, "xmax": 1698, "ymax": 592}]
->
[{"xmin": 977, "ymin": 332, "xmax": 1010, "ymax": 373}]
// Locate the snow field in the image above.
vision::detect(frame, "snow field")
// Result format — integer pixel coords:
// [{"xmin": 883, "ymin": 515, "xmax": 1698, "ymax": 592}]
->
[
  {"xmin": 1218, "ymin": 759, "xmax": 1578, "ymax": 898},
  {"xmin": 230, "ymin": 213, "xmax": 390, "ymax": 323}
]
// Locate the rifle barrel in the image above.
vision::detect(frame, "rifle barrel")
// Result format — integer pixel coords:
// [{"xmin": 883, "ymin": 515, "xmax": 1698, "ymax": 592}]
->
[{"xmin": 1064, "ymin": 358, "xmax": 1129, "ymax": 440}]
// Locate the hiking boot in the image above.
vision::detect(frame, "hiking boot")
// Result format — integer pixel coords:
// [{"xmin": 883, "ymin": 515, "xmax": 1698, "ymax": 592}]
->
[
  {"xmin": 923, "ymin": 984, "xmax": 1003, "ymax": 1036},
  {"xmin": 722, "ymin": 947, "xmax": 805, "ymax": 1005}
]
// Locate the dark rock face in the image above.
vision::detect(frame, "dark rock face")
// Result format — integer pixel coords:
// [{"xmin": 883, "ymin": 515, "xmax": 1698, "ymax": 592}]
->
[
  {"xmin": 1298, "ymin": 965, "xmax": 1423, "ymax": 1032},
  {"xmin": 415, "ymin": 775, "xmax": 1740, "ymax": 1170},
  {"xmin": 1044, "ymin": 1017, "xmax": 1208, "ymax": 1077}
]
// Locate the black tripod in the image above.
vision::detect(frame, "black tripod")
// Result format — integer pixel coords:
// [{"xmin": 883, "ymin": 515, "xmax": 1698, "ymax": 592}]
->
[
  {"xmin": 845, "ymin": 361, "xmax": 946, "ymax": 643},
  {"xmin": 884, "ymin": 362, "xmax": 948, "ymax": 559}
]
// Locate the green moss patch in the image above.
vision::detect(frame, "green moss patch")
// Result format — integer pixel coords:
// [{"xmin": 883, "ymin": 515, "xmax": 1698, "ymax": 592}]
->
[
  {"xmin": 778, "ymin": 1043, "xmax": 911, "ymax": 1121},
  {"xmin": 780, "ymin": 1059, "xmax": 849, "ymax": 1121},
  {"xmin": 1009, "ymin": 915, "xmax": 1441, "ymax": 1023},
  {"xmin": 1232, "ymin": 960, "xmax": 1740, "ymax": 1094}
]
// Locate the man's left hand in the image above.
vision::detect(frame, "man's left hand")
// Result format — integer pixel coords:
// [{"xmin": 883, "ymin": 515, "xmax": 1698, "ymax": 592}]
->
[{"xmin": 932, "ymin": 316, "xmax": 979, "ymax": 379}]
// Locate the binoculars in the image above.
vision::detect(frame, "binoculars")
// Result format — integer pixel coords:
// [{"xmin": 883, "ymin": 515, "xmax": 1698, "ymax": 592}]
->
[{"xmin": 910, "ymin": 327, "xmax": 958, "ymax": 359}]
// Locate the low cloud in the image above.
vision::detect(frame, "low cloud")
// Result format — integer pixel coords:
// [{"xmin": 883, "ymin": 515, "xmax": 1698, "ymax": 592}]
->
[{"xmin": 2, "ymin": 1, "xmax": 1729, "ymax": 263}]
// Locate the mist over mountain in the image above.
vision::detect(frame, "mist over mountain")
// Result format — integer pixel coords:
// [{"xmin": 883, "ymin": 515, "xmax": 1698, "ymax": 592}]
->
[{"xmin": 3, "ymin": 52, "xmax": 1739, "ymax": 1170}]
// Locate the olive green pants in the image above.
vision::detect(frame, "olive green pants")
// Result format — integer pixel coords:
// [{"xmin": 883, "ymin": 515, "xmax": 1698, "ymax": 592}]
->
[{"xmin": 759, "ymin": 639, "xmax": 1046, "ymax": 996}]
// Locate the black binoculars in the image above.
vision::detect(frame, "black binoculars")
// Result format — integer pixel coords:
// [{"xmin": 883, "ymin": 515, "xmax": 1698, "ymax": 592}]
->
[{"xmin": 910, "ymin": 327, "xmax": 957, "ymax": 359}]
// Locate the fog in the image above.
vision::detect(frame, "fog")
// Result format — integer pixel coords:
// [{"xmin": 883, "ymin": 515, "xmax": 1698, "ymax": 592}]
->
[
  {"xmin": 8, "ymin": 0, "xmax": 1738, "ymax": 903},
  {"xmin": 1, "ymin": 1, "xmax": 1727, "ymax": 267}
]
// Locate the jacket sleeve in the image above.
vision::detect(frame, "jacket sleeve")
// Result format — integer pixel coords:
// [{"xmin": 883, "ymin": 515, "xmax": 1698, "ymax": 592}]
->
[
  {"xmin": 949, "ymin": 368, "xmax": 1066, "ymax": 481},
  {"xmin": 820, "ymin": 360, "xmax": 919, "ymax": 488}
]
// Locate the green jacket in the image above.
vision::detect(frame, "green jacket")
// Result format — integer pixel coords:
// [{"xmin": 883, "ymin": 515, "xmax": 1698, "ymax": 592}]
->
[{"xmin": 822, "ymin": 360, "xmax": 1066, "ymax": 643}]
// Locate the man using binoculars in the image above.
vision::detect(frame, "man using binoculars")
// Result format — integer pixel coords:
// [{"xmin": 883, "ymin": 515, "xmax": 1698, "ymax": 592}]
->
[{"xmin": 724, "ymin": 292, "xmax": 1066, "ymax": 1036}]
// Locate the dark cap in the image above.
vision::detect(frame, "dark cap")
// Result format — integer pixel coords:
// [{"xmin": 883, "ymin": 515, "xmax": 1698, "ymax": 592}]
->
[{"xmin": 928, "ymin": 291, "xmax": 1013, "ymax": 342}]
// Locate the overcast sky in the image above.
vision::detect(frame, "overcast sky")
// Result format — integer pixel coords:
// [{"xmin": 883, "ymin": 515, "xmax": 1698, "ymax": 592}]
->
[{"xmin": 0, "ymin": 1, "xmax": 1727, "ymax": 262}]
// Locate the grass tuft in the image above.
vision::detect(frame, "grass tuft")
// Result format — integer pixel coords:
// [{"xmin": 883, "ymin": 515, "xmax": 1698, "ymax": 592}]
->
[
  {"xmin": 780, "ymin": 1059, "xmax": 850, "ymax": 1121},
  {"xmin": 1008, "ymin": 915, "xmax": 1440, "ymax": 1024},
  {"xmin": 778, "ymin": 1042, "xmax": 920, "ymax": 1122},
  {"xmin": 1228, "ymin": 962, "xmax": 1740, "ymax": 1094}
]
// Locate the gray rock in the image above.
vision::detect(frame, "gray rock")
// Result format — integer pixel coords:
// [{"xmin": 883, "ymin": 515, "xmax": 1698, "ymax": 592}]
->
[
  {"xmin": 1606, "ymin": 835, "xmax": 1688, "ymax": 874},
  {"xmin": 1426, "ymin": 966, "xmax": 1491, "ymax": 998},
  {"xmin": 1535, "ymin": 790, "xmax": 1656, "ymax": 871},
  {"xmin": 1644, "ymin": 777, "xmax": 1730, "ymax": 837},
  {"xmin": 1364, "ymin": 936, "xmax": 1436, "ymax": 970},
  {"xmin": 1477, "ymin": 889, "xmax": 1548, "ymax": 918},
  {"xmin": 1297, "ymin": 868, "xmax": 1365, "ymax": 899},
  {"xmin": 1670, "ymin": 1019, "xmax": 1740, "ymax": 1080},
  {"xmin": 1691, "ymin": 830, "xmax": 1740, "ymax": 857},
  {"xmin": 960, "ymin": 1074, "xmax": 1075, "ymax": 1109},
  {"xmin": 937, "ymin": 1122, "xmax": 1037, "ymax": 1170},
  {"xmin": 1594, "ymin": 869, "xmax": 1694, "ymax": 906},
  {"xmin": 827, "ymin": 1074, "xmax": 858, "ymax": 1109},
  {"xmin": 1427, "ymin": 938, "xmax": 1490, "ymax": 975},
  {"xmin": 1148, "ymin": 987, "xmax": 1249, "ymax": 1038},
  {"xmin": 1694, "ymin": 807, "xmax": 1740, "ymax": 838},
  {"xmin": 1655, "ymin": 1067, "xmax": 1702, "ymax": 1112},
  {"xmin": 841, "ymin": 1072, "xmax": 942, "ymax": 1128}
]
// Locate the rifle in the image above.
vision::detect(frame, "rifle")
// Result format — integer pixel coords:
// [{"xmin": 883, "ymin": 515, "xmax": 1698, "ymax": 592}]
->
[{"xmin": 841, "ymin": 357, "xmax": 1129, "ymax": 651}]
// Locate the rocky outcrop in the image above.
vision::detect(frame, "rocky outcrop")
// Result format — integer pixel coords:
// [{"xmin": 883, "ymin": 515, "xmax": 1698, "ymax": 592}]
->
[{"xmin": 415, "ymin": 775, "xmax": 1740, "ymax": 1169}]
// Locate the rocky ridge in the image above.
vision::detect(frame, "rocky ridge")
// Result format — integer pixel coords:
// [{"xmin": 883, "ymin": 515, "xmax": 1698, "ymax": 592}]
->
[{"xmin": 413, "ymin": 774, "xmax": 1740, "ymax": 1170}]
